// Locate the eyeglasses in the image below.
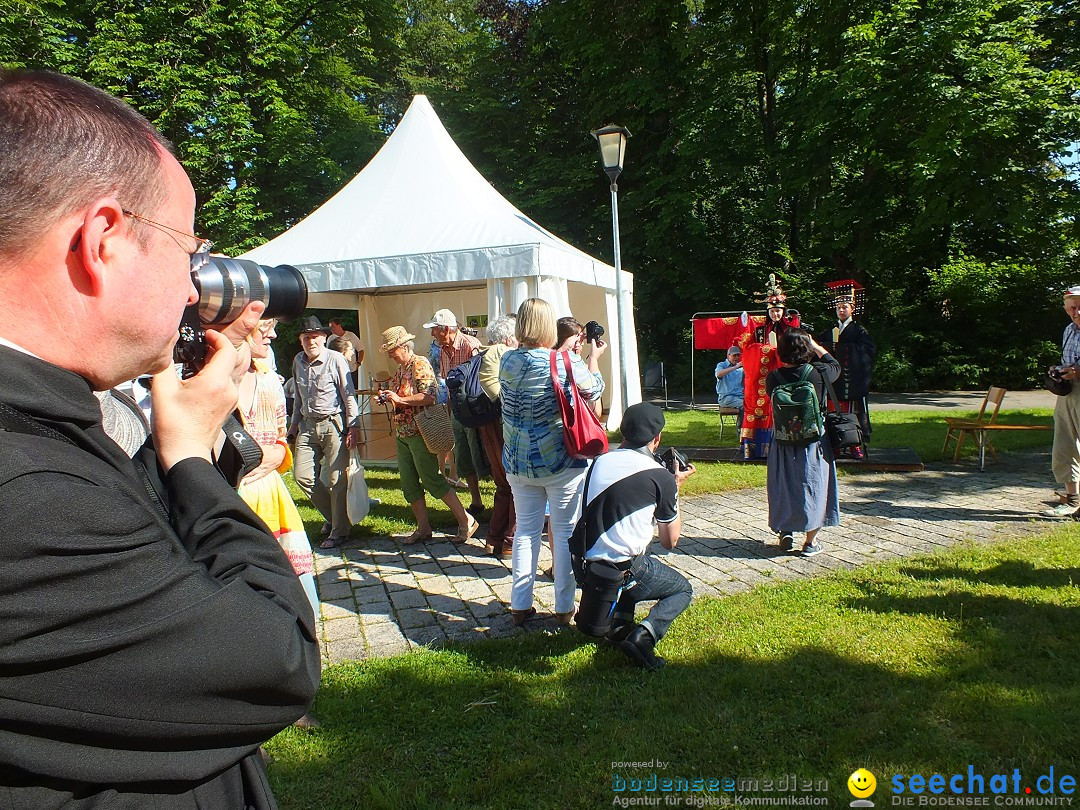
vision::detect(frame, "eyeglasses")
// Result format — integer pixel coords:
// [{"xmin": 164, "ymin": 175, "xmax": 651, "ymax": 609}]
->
[
  {"xmin": 70, "ymin": 209, "xmax": 213, "ymax": 273},
  {"xmin": 122, "ymin": 210, "xmax": 213, "ymax": 271}
]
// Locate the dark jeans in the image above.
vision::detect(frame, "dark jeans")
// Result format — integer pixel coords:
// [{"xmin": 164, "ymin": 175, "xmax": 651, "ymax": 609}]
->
[
  {"xmin": 611, "ymin": 554, "xmax": 692, "ymax": 642},
  {"xmin": 477, "ymin": 420, "xmax": 516, "ymax": 549}
]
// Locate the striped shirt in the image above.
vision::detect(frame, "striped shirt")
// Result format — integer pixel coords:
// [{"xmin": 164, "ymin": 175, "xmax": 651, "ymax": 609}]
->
[
  {"xmin": 1062, "ymin": 323, "xmax": 1080, "ymax": 367},
  {"xmin": 579, "ymin": 448, "xmax": 679, "ymax": 563},
  {"xmin": 500, "ymin": 347, "xmax": 605, "ymax": 478}
]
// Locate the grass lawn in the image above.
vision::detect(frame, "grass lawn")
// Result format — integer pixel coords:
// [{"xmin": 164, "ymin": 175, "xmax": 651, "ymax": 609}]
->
[{"xmin": 266, "ymin": 526, "xmax": 1080, "ymax": 809}]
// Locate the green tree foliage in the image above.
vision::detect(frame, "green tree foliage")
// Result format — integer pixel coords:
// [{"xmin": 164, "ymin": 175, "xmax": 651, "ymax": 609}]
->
[{"xmin": 2, "ymin": 0, "xmax": 1077, "ymax": 390}]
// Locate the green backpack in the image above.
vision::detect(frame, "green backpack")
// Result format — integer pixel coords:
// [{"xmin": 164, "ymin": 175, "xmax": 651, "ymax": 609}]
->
[{"xmin": 771, "ymin": 365, "xmax": 824, "ymax": 444}]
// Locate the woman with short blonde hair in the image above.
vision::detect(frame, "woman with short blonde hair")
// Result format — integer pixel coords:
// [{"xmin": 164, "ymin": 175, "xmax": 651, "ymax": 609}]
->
[
  {"xmin": 500, "ymin": 298, "xmax": 606, "ymax": 625},
  {"xmin": 515, "ymin": 297, "xmax": 558, "ymax": 350}
]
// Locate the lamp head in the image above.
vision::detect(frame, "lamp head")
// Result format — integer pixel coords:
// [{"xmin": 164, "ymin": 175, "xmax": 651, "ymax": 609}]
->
[{"xmin": 591, "ymin": 124, "xmax": 631, "ymax": 185}]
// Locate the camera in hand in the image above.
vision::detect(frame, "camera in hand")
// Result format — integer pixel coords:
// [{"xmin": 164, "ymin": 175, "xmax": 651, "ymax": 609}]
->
[
  {"xmin": 584, "ymin": 320, "xmax": 605, "ymax": 344},
  {"xmin": 655, "ymin": 446, "xmax": 689, "ymax": 475},
  {"xmin": 1050, "ymin": 365, "xmax": 1067, "ymax": 380},
  {"xmin": 174, "ymin": 256, "xmax": 308, "ymax": 378}
]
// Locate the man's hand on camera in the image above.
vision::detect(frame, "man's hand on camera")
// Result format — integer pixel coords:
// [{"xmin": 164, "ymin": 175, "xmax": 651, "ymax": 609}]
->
[
  {"xmin": 218, "ymin": 301, "xmax": 266, "ymax": 386},
  {"xmin": 151, "ymin": 330, "xmax": 247, "ymax": 472},
  {"xmin": 674, "ymin": 463, "xmax": 696, "ymax": 489}
]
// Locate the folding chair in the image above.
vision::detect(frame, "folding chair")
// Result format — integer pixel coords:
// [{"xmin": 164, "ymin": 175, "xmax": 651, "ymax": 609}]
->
[
  {"xmin": 718, "ymin": 407, "xmax": 741, "ymax": 442},
  {"xmin": 642, "ymin": 362, "xmax": 668, "ymax": 409},
  {"xmin": 942, "ymin": 386, "xmax": 1006, "ymax": 462}
]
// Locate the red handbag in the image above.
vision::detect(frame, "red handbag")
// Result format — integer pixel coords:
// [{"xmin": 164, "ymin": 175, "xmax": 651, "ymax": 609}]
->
[{"xmin": 550, "ymin": 350, "xmax": 609, "ymax": 459}]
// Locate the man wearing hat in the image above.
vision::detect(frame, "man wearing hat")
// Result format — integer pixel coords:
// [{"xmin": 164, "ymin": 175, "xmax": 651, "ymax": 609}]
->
[
  {"xmin": 571, "ymin": 403, "xmax": 696, "ymax": 670},
  {"xmin": 288, "ymin": 315, "xmax": 360, "ymax": 546},
  {"xmin": 424, "ymin": 308, "xmax": 486, "ymax": 517},
  {"xmin": 1042, "ymin": 287, "xmax": 1080, "ymax": 517},
  {"xmin": 715, "ymin": 345, "xmax": 744, "ymax": 410},
  {"xmin": 814, "ymin": 285, "xmax": 876, "ymax": 459}
]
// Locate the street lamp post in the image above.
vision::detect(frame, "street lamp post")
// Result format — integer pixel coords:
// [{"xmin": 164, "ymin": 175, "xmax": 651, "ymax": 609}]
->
[{"xmin": 590, "ymin": 123, "xmax": 632, "ymax": 414}]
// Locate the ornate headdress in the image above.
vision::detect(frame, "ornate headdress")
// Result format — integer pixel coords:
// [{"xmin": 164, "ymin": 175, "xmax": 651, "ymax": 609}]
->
[
  {"xmin": 825, "ymin": 279, "xmax": 866, "ymax": 315},
  {"xmin": 754, "ymin": 273, "xmax": 788, "ymax": 308}
]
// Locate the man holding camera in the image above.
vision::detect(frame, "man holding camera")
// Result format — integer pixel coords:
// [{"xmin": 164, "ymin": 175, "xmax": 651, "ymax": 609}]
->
[
  {"xmin": 0, "ymin": 70, "xmax": 320, "ymax": 807},
  {"xmin": 571, "ymin": 403, "xmax": 696, "ymax": 671},
  {"xmin": 1042, "ymin": 286, "xmax": 1080, "ymax": 517}
]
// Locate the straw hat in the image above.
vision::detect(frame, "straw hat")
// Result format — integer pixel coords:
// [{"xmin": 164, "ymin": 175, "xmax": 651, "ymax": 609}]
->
[{"xmin": 380, "ymin": 325, "xmax": 416, "ymax": 352}]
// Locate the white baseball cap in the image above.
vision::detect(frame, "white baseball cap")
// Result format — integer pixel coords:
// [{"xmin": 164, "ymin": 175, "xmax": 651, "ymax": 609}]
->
[{"xmin": 422, "ymin": 308, "xmax": 458, "ymax": 328}]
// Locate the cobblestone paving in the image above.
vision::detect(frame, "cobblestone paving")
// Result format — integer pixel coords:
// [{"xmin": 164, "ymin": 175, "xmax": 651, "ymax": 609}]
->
[{"xmin": 312, "ymin": 452, "xmax": 1054, "ymax": 665}]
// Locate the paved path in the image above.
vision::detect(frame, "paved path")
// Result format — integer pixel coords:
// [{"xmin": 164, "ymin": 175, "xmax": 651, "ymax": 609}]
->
[{"xmin": 311, "ymin": 451, "xmax": 1056, "ymax": 665}]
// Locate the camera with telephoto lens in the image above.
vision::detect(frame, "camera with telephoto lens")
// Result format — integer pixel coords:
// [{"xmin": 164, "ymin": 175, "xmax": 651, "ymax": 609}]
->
[
  {"xmin": 584, "ymin": 320, "xmax": 605, "ymax": 344},
  {"xmin": 655, "ymin": 446, "xmax": 689, "ymax": 475},
  {"xmin": 174, "ymin": 256, "xmax": 308, "ymax": 378}
]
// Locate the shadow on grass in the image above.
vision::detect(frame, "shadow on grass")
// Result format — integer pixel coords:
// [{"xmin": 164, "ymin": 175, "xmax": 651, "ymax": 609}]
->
[{"xmin": 266, "ymin": 553, "xmax": 1080, "ymax": 810}]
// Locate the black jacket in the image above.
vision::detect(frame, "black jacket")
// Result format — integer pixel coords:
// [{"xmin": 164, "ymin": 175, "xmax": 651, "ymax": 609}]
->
[
  {"xmin": 0, "ymin": 345, "xmax": 320, "ymax": 808},
  {"xmin": 814, "ymin": 320, "xmax": 876, "ymax": 401}
]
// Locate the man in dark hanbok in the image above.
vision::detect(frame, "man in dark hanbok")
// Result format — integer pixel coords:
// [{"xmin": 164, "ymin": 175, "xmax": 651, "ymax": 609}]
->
[{"xmin": 815, "ymin": 283, "xmax": 876, "ymax": 458}]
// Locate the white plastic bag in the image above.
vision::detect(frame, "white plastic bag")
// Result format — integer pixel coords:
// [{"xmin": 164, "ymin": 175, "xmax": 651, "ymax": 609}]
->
[{"xmin": 346, "ymin": 448, "xmax": 369, "ymax": 525}]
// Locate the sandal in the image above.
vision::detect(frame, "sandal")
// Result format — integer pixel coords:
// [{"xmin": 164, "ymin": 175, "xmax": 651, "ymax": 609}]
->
[
  {"xmin": 452, "ymin": 516, "xmax": 479, "ymax": 544},
  {"xmin": 319, "ymin": 536, "xmax": 344, "ymax": 550},
  {"xmin": 445, "ymin": 477, "xmax": 469, "ymax": 491},
  {"xmin": 403, "ymin": 530, "xmax": 433, "ymax": 545},
  {"xmin": 511, "ymin": 607, "xmax": 537, "ymax": 626}
]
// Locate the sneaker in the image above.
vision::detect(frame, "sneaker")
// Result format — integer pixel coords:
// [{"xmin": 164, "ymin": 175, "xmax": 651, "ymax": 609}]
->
[
  {"xmin": 368, "ymin": 497, "xmax": 382, "ymax": 508},
  {"xmin": 801, "ymin": 540, "xmax": 823, "ymax": 558},
  {"xmin": 778, "ymin": 532, "xmax": 795, "ymax": 552},
  {"xmin": 1041, "ymin": 501, "xmax": 1078, "ymax": 518}
]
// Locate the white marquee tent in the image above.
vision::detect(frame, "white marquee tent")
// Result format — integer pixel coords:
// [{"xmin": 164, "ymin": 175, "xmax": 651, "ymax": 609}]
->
[{"xmin": 241, "ymin": 94, "xmax": 640, "ymax": 424}]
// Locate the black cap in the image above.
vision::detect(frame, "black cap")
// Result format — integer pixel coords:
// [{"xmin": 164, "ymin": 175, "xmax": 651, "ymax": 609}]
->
[
  {"xmin": 297, "ymin": 315, "xmax": 331, "ymax": 335},
  {"xmin": 620, "ymin": 402, "xmax": 666, "ymax": 446}
]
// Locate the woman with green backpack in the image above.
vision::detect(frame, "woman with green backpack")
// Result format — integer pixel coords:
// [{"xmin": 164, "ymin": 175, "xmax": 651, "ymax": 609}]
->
[{"xmin": 765, "ymin": 329, "xmax": 841, "ymax": 557}]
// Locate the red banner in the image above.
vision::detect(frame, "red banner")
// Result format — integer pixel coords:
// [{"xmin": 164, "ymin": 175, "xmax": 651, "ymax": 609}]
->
[{"xmin": 693, "ymin": 315, "xmax": 763, "ymax": 350}]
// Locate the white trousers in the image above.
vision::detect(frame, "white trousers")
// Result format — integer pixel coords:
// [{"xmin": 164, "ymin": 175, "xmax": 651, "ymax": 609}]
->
[{"xmin": 507, "ymin": 466, "xmax": 586, "ymax": 614}]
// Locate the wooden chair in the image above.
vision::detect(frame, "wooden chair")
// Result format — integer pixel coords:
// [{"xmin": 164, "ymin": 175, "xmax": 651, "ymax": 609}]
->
[
  {"xmin": 718, "ymin": 407, "xmax": 741, "ymax": 442},
  {"xmin": 942, "ymin": 386, "xmax": 1006, "ymax": 462}
]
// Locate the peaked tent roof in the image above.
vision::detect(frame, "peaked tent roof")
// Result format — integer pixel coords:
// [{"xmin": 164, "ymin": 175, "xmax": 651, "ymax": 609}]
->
[{"xmin": 241, "ymin": 95, "xmax": 624, "ymax": 293}]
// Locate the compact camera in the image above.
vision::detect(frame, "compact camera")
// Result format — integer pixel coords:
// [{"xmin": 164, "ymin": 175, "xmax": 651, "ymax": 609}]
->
[
  {"xmin": 655, "ymin": 446, "xmax": 690, "ymax": 475},
  {"xmin": 174, "ymin": 256, "xmax": 308, "ymax": 377},
  {"xmin": 584, "ymin": 320, "xmax": 605, "ymax": 344},
  {"xmin": 1049, "ymin": 365, "xmax": 1068, "ymax": 381}
]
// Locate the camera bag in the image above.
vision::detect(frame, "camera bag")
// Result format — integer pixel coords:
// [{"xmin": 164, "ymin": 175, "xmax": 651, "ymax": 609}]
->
[
  {"xmin": 1045, "ymin": 372, "xmax": 1073, "ymax": 397},
  {"xmin": 822, "ymin": 375, "xmax": 864, "ymax": 451}
]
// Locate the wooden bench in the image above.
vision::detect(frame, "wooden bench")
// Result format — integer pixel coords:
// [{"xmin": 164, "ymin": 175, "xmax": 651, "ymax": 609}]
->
[{"xmin": 966, "ymin": 423, "xmax": 1052, "ymax": 471}]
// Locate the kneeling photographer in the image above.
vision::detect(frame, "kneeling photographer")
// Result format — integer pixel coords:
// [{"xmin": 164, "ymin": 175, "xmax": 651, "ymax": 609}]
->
[{"xmin": 570, "ymin": 403, "xmax": 696, "ymax": 671}]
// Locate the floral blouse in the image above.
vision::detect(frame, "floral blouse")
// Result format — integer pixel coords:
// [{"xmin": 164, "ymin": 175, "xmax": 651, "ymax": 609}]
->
[{"xmin": 390, "ymin": 354, "xmax": 437, "ymax": 439}]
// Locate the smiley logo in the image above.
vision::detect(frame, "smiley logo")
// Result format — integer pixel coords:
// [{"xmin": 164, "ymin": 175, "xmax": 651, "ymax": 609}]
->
[{"xmin": 848, "ymin": 769, "xmax": 877, "ymax": 799}]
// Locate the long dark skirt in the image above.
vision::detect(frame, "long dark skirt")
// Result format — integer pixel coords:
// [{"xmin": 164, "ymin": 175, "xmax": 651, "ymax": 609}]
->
[{"xmin": 767, "ymin": 439, "xmax": 840, "ymax": 533}]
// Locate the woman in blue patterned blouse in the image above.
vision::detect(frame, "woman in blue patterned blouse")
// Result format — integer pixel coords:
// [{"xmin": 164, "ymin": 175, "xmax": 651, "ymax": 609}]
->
[{"xmin": 500, "ymin": 298, "xmax": 606, "ymax": 625}]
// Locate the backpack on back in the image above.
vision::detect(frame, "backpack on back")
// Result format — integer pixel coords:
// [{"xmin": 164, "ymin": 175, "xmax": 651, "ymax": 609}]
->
[
  {"xmin": 445, "ymin": 350, "xmax": 500, "ymax": 428},
  {"xmin": 771, "ymin": 364, "xmax": 823, "ymax": 444}
]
